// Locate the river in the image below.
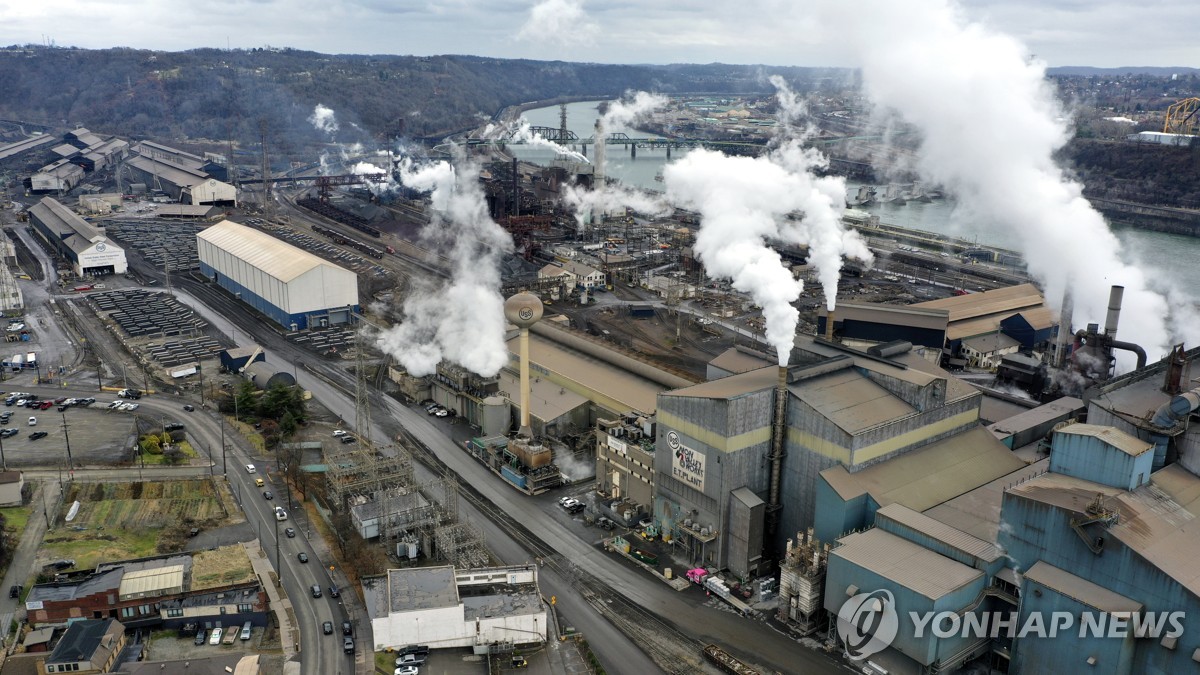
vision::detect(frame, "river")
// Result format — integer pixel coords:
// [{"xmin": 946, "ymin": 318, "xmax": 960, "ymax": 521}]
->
[{"xmin": 511, "ymin": 100, "xmax": 1200, "ymax": 297}]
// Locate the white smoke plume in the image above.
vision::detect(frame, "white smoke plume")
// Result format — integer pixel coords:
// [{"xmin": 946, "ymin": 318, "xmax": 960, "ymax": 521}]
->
[
  {"xmin": 562, "ymin": 182, "xmax": 670, "ymax": 231},
  {"xmin": 308, "ymin": 104, "xmax": 339, "ymax": 136},
  {"xmin": 665, "ymin": 151, "xmax": 806, "ymax": 364},
  {"xmin": 375, "ymin": 152, "xmax": 514, "ymax": 377},
  {"xmin": 517, "ymin": 0, "xmax": 599, "ymax": 46},
  {"xmin": 814, "ymin": 0, "xmax": 1182, "ymax": 361},
  {"xmin": 511, "ymin": 121, "xmax": 590, "ymax": 163},
  {"xmin": 601, "ymin": 91, "xmax": 669, "ymax": 131}
]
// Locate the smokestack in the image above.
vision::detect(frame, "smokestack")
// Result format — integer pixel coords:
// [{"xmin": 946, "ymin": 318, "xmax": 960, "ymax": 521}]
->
[
  {"xmin": 824, "ymin": 308, "xmax": 835, "ymax": 341},
  {"xmin": 1054, "ymin": 287, "xmax": 1074, "ymax": 368},
  {"xmin": 766, "ymin": 365, "xmax": 788, "ymax": 550},
  {"xmin": 593, "ymin": 119, "xmax": 606, "ymax": 187},
  {"xmin": 511, "ymin": 156, "xmax": 519, "ymax": 218},
  {"xmin": 503, "ymin": 292, "xmax": 544, "ymax": 437},
  {"xmin": 1104, "ymin": 285, "xmax": 1125, "ymax": 337}
]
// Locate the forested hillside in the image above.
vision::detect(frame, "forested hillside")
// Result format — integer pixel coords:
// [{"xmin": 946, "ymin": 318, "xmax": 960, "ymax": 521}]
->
[{"xmin": 0, "ymin": 45, "xmax": 836, "ymax": 148}]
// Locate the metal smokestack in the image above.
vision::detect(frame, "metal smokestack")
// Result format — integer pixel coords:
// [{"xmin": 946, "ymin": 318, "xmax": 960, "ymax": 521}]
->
[
  {"xmin": 1054, "ymin": 288, "xmax": 1074, "ymax": 369},
  {"xmin": 593, "ymin": 118, "xmax": 606, "ymax": 187},
  {"xmin": 824, "ymin": 308, "xmax": 835, "ymax": 341},
  {"xmin": 1104, "ymin": 285, "xmax": 1125, "ymax": 337},
  {"xmin": 503, "ymin": 292, "xmax": 544, "ymax": 437},
  {"xmin": 766, "ymin": 365, "xmax": 788, "ymax": 546}
]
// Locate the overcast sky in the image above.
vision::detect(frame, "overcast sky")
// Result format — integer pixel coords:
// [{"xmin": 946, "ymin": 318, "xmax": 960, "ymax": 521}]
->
[{"xmin": 4, "ymin": 0, "xmax": 1196, "ymax": 68}]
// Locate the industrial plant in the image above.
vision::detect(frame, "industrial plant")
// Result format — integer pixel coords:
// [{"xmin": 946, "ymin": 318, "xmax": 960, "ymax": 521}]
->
[{"xmin": 1, "ymin": 69, "xmax": 1199, "ymax": 675}]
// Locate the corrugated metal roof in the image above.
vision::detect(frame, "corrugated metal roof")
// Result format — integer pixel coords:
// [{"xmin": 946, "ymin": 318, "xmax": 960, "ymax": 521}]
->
[
  {"xmin": 731, "ymin": 486, "xmax": 765, "ymax": 508},
  {"xmin": 197, "ymin": 220, "xmax": 344, "ymax": 283},
  {"xmin": 0, "ymin": 134, "xmax": 56, "ymax": 161},
  {"xmin": 875, "ymin": 503, "xmax": 1000, "ymax": 563},
  {"xmin": 924, "ymin": 459, "xmax": 1049, "ymax": 543},
  {"xmin": 662, "ymin": 365, "xmax": 778, "ymax": 401},
  {"xmin": 708, "ymin": 347, "xmax": 773, "ymax": 376},
  {"xmin": 794, "ymin": 368, "xmax": 916, "ymax": 434},
  {"xmin": 511, "ymin": 331, "xmax": 666, "ymax": 414},
  {"xmin": 1024, "ymin": 561, "xmax": 1142, "ymax": 613},
  {"xmin": 987, "ymin": 397, "xmax": 1084, "ymax": 439},
  {"xmin": 832, "ymin": 528, "xmax": 983, "ymax": 599},
  {"xmin": 119, "ymin": 564, "xmax": 185, "ymax": 597},
  {"xmin": 961, "ymin": 333, "xmax": 1020, "ymax": 353},
  {"xmin": 1009, "ymin": 306, "xmax": 1056, "ymax": 330},
  {"xmin": 1011, "ymin": 468, "xmax": 1200, "ymax": 597},
  {"xmin": 127, "ymin": 154, "xmax": 208, "ymax": 188},
  {"xmin": 29, "ymin": 197, "xmax": 105, "ymax": 247},
  {"xmin": 820, "ymin": 426, "xmax": 1026, "ymax": 511},
  {"xmin": 912, "ymin": 283, "xmax": 1044, "ymax": 322},
  {"xmin": 1057, "ymin": 423, "xmax": 1153, "ymax": 457},
  {"xmin": 820, "ymin": 301, "xmax": 950, "ymax": 331}
]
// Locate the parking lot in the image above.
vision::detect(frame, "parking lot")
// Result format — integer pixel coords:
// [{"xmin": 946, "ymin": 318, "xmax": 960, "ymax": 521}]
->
[{"xmin": 0, "ymin": 395, "xmax": 142, "ymax": 466}]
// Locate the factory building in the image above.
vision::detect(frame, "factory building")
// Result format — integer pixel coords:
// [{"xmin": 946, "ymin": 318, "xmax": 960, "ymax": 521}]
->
[
  {"xmin": 30, "ymin": 159, "xmax": 84, "ymax": 194},
  {"xmin": 909, "ymin": 283, "xmax": 1053, "ymax": 358},
  {"xmin": 817, "ymin": 302, "xmax": 949, "ymax": 353},
  {"xmin": 126, "ymin": 151, "xmax": 236, "ymax": 205},
  {"xmin": 595, "ymin": 413, "xmax": 657, "ymax": 520},
  {"xmin": 28, "ymin": 197, "xmax": 127, "ymax": 276},
  {"xmin": 131, "ymin": 140, "xmax": 206, "ymax": 171},
  {"xmin": 0, "ymin": 134, "xmax": 56, "ymax": 163},
  {"xmin": 364, "ymin": 565, "xmax": 546, "ymax": 652},
  {"xmin": 197, "ymin": 220, "xmax": 358, "ymax": 330},
  {"xmin": 816, "ymin": 344, "xmax": 1200, "ymax": 675},
  {"xmin": 706, "ymin": 345, "xmax": 773, "ymax": 380},
  {"xmin": 651, "ymin": 338, "xmax": 984, "ymax": 579}
]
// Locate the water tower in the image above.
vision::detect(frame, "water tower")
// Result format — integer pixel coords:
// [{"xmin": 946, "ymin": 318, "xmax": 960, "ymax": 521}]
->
[{"xmin": 503, "ymin": 291, "xmax": 544, "ymax": 439}]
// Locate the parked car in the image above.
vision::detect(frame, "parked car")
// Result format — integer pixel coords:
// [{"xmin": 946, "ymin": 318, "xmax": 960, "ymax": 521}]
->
[
  {"xmin": 342, "ymin": 621, "xmax": 353, "ymax": 636},
  {"xmin": 29, "ymin": 431, "xmax": 47, "ymax": 441},
  {"xmin": 394, "ymin": 667, "xmax": 418, "ymax": 675},
  {"xmin": 398, "ymin": 645, "xmax": 429, "ymax": 657},
  {"xmin": 27, "ymin": 417, "xmax": 36, "ymax": 426},
  {"xmin": 194, "ymin": 630, "xmax": 207, "ymax": 646},
  {"xmin": 332, "ymin": 430, "xmax": 348, "ymax": 437},
  {"xmin": 329, "ymin": 586, "xmax": 340, "ymax": 598},
  {"xmin": 209, "ymin": 628, "xmax": 222, "ymax": 645},
  {"xmin": 1, "ymin": 428, "xmax": 18, "ymax": 438},
  {"xmin": 396, "ymin": 653, "xmax": 426, "ymax": 666},
  {"xmin": 8, "ymin": 584, "xmax": 20, "ymax": 598},
  {"xmin": 343, "ymin": 636, "xmax": 354, "ymax": 653},
  {"xmin": 297, "ymin": 552, "xmax": 309, "ymax": 563},
  {"xmin": 340, "ymin": 435, "xmax": 356, "ymax": 444},
  {"xmin": 322, "ymin": 621, "xmax": 334, "ymax": 635}
]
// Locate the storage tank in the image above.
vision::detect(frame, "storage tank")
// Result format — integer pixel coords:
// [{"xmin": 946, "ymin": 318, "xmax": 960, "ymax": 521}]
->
[
  {"xmin": 243, "ymin": 361, "xmax": 297, "ymax": 390},
  {"xmin": 481, "ymin": 396, "xmax": 510, "ymax": 437}
]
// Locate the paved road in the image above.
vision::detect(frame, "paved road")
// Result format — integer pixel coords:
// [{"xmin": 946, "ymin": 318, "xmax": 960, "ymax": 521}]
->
[{"xmin": 160, "ymin": 277, "xmax": 847, "ymax": 675}]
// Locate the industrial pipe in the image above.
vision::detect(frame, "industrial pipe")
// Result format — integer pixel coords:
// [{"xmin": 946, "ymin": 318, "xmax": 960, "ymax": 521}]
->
[
  {"xmin": 1151, "ymin": 387, "xmax": 1200, "ymax": 428},
  {"xmin": 1111, "ymin": 340, "xmax": 1148, "ymax": 370},
  {"xmin": 766, "ymin": 366, "xmax": 788, "ymax": 542},
  {"xmin": 530, "ymin": 321, "xmax": 695, "ymax": 389}
]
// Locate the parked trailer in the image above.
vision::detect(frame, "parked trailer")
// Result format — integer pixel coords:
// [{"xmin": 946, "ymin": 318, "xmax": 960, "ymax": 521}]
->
[
  {"xmin": 9, "ymin": 354, "xmax": 22, "ymax": 371},
  {"xmin": 25, "ymin": 352, "xmax": 36, "ymax": 369},
  {"xmin": 702, "ymin": 644, "xmax": 761, "ymax": 675}
]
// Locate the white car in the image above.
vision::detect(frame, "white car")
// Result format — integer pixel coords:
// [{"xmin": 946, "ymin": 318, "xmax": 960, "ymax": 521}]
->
[
  {"xmin": 27, "ymin": 417, "xmax": 36, "ymax": 426},
  {"xmin": 125, "ymin": 403, "xmax": 139, "ymax": 411},
  {"xmin": 107, "ymin": 401, "xmax": 121, "ymax": 409},
  {"xmin": 332, "ymin": 430, "xmax": 348, "ymax": 437}
]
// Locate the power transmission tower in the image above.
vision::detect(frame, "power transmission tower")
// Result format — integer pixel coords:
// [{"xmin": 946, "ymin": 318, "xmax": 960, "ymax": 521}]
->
[{"xmin": 354, "ymin": 327, "xmax": 372, "ymax": 448}]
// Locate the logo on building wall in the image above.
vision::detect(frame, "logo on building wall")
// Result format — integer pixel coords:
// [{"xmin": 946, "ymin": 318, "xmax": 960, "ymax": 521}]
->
[
  {"xmin": 837, "ymin": 590, "xmax": 899, "ymax": 661},
  {"xmin": 667, "ymin": 430, "xmax": 705, "ymax": 490}
]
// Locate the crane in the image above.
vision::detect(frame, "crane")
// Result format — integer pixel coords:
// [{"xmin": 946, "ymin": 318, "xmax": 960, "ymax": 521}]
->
[{"xmin": 1163, "ymin": 97, "xmax": 1200, "ymax": 136}]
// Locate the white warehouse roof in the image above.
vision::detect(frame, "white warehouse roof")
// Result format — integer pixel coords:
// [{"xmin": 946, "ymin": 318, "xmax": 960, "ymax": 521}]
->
[{"xmin": 198, "ymin": 220, "xmax": 343, "ymax": 282}]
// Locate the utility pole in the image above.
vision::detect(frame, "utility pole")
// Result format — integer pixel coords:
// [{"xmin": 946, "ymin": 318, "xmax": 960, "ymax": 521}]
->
[
  {"xmin": 220, "ymin": 415, "xmax": 227, "ymax": 475},
  {"xmin": 0, "ymin": 430, "xmax": 7, "ymax": 471},
  {"xmin": 61, "ymin": 412, "xmax": 73, "ymax": 471}
]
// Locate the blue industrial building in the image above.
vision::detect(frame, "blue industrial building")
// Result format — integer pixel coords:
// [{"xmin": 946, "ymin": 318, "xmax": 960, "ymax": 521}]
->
[{"xmin": 196, "ymin": 221, "xmax": 359, "ymax": 330}]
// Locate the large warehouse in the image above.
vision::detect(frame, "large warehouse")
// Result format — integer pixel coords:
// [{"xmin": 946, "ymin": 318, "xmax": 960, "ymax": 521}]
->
[
  {"xmin": 197, "ymin": 220, "xmax": 359, "ymax": 330},
  {"xmin": 126, "ymin": 153, "xmax": 236, "ymax": 205},
  {"xmin": 28, "ymin": 197, "xmax": 127, "ymax": 276}
]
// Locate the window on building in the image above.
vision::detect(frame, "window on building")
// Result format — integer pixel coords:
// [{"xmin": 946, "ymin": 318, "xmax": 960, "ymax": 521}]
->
[
  {"xmin": 167, "ymin": 608, "xmax": 183, "ymax": 618},
  {"xmin": 238, "ymin": 604, "xmax": 252, "ymax": 612}
]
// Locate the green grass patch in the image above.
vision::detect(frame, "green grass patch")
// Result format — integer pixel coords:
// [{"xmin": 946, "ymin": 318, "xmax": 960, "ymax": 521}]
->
[
  {"xmin": 375, "ymin": 651, "xmax": 397, "ymax": 672},
  {"xmin": 0, "ymin": 504, "xmax": 32, "ymax": 542},
  {"xmin": 139, "ymin": 440, "xmax": 199, "ymax": 466},
  {"xmin": 42, "ymin": 480, "xmax": 228, "ymax": 570}
]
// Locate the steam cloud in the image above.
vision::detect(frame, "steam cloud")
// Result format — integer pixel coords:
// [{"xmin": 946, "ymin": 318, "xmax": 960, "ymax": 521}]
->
[
  {"xmin": 308, "ymin": 104, "xmax": 339, "ymax": 135},
  {"xmin": 517, "ymin": 0, "xmax": 598, "ymax": 46},
  {"xmin": 815, "ymin": 0, "xmax": 1182, "ymax": 360},
  {"xmin": 511, "ymin": 121, "xmax": 589, "ymax": 163},
  {"xmin": 663, "ymin": 80, "xmax": 871, "ymax": 364},
  {"xmin": 375, "ymin": 152, "xmax": 514, "ymax": 377},
  {"xmin": 561, "ymin": 91, "xmax": 671, "ymax": 231}
]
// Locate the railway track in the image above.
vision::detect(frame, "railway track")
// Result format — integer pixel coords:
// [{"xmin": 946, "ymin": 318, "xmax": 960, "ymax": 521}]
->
[{"xmin": 397, "ymin": 427, "xmax": 716, "ymax": 674}]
